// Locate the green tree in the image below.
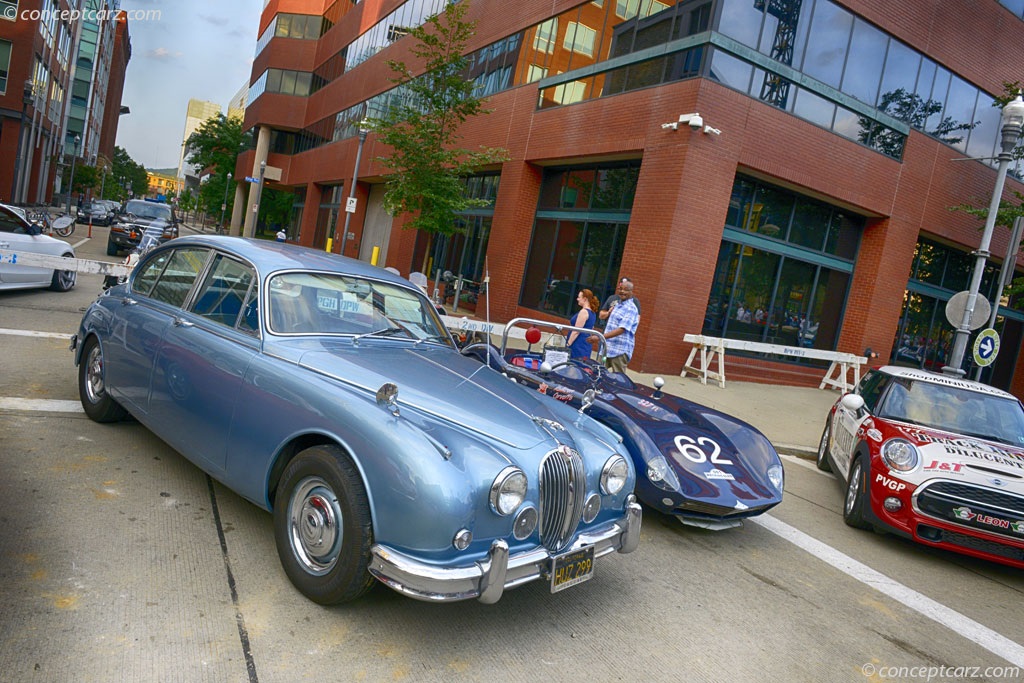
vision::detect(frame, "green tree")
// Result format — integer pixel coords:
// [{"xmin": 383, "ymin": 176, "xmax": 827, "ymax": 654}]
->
[
  {"xmin": 111, "ymin": 146, "xmax": 148, "ymax": 199},
  {"xmin": 368, "ymin": 1, "xmax": 508, "ymax": 246},
  {"xmin": 72, "ymin": 165, "xmax": 98, "ymax": 197},
  {"xmin": 184, "ymin": 113, "xmax": 251, "ymax": 218},
  {"xmin": 257, "ymin": 187, "xmax": 295, "ymax": 236},
  {"xmin": 858, "ymin": 87, "xmax": 977, "ymax": 158}
]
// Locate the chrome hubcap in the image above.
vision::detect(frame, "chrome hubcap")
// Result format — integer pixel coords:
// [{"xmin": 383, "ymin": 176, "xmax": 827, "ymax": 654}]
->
[
  {"xmin": 845, "ymin": 462, "xmax": 860, "ymax": 515},
  {"xmin": 289, "ymin": 477, "xmax": 342, "ymax": 575},
  {"xmin": 85, "ymin": 346, "xmax": 105, "ymax": 404}
]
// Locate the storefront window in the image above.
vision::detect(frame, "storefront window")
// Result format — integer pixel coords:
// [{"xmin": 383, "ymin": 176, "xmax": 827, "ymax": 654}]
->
[{"xmin": 520, "ymin": 161, "xmax": 638, "ymax": 316}]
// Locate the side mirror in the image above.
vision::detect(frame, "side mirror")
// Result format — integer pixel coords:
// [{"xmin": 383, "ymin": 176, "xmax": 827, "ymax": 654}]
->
[
  {"xmin": 580, "ymin": 389, "xmax": 596, "ymax": 413},
  {"xmin": 840, "ymin": 393, "xmax": 866, "ymax": 414}
]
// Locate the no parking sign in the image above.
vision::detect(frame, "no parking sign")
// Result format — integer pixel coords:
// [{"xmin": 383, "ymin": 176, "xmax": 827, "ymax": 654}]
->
[{"xmin": 972, "ymin": 328, "xmax": 1000, "ymax": 367}]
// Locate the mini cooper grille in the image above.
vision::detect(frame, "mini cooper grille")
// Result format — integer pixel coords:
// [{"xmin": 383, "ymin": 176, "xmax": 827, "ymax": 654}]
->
[
  {"xmin": 538, "ymin": 446, "xmax": 586, "ymax": 552},
  {"xmin": 918, "ymin": 525, "xmax": 1024, "ymax": 562},
  {"xmin": 916, "ymin": 481, "xmax": 1024, "ymax": 541}
]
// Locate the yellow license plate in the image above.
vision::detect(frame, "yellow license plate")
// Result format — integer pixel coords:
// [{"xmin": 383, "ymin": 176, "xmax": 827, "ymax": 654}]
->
[{"xmin": 550, "ymin": 546, "xmax": 594, "ymax": 593}]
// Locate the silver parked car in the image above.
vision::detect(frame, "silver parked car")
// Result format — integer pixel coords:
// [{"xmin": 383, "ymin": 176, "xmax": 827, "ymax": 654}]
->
[
  {"xmin": 0, "ymin": 204, "xmax": 76, "ymax": 292},
  {"xmin": 71, "ymin": 236, "xmax": 641, "ymax": 604}
]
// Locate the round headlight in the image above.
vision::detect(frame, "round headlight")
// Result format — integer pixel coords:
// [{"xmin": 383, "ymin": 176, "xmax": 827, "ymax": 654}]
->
[
  {"xmin": 881, "ymin": 438, "xmax": 919, "ymax": 472},
  {"xmin": 767, "ymin": 464, "xmax": 784, "ymax": 493},
  {"xmin": 601, "ymin": 455, "xmax": 629, "ymax": 496},
  {"xmin": 647, "ymin": 456, "xmax": 669, "ymax": 482},
  {"xmin": 490, "ymin": 467, "xmax": 527, "ymax": 516}
]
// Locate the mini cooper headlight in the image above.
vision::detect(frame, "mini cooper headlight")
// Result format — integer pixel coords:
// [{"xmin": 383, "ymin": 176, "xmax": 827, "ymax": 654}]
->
[
  {"xmin": 490, "ymin": 467, "xmax": 527, "ymax": 516},
  {"xmin": 767, "ymin": 464, "xmax": 784, "ymax": 492},
  {"xmin": 881, "ymin": 438, "xmax": 919, "ymax": 472},
  {"xmin": 601, "ymin": 455, "xmax": 629, "ymax": 496}
]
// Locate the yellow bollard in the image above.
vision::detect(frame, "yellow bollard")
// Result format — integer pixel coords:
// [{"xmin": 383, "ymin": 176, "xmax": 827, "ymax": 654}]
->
[
  {"xmin": 370, "ymin": 246, "xmax": 380, "ymax": 266},
  {"xmin": 325, "ymin": 237, "xmax": 333, "ymax": 253}
]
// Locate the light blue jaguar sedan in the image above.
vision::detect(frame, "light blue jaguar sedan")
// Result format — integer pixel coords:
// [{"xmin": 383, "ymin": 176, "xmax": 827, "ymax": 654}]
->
[{"xmin": 71, "ymin": 236, "xmax": 640, "ymax": 605}]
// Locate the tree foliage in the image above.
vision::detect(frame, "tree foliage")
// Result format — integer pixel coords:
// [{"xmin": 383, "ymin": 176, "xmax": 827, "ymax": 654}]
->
[
  {"xmin": 858, "ymin": 88, "xmax": 977, "ymax": 158},
  {"xmin": 105, "ymin": 146, "xmax": 149, "ymax": 199},
  {"xmin": 368, "ymin": 1, "xmax": 508, "ymax": 236},
  {"xmin": 185, "ymin": 113, "xmax": 251, "ymax": 219}
]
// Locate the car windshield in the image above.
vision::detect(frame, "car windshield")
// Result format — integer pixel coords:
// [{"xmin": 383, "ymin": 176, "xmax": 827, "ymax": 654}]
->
[
  {"xmin": 267, "ymin": 271, "xmax": 452, "ymax": 345},
  {"xmin": 125, "ymin": 201, "xmax": 172, "ymax": 221},
  {"xmin": 878, "ymin": 377, "xmax": 1024, "ymax": 446}
]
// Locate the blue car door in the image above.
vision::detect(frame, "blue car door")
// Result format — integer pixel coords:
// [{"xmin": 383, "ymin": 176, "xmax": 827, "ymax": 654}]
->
[{"xmin": 147, "ymin": 254, "xmax": 259, "ymax": 473}]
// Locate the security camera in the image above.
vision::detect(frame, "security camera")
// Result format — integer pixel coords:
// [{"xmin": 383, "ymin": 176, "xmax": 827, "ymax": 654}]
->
[{"xmin": 688, "ymin": 114, "xmax": 704, "ymax": 130}]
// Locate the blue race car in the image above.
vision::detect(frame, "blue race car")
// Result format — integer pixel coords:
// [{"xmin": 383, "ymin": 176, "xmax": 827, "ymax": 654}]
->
[
  {"xmin": 461, "ymin": 319, "xmax": 784, "ymax": 530},
  {"xmin": 71, "ymin": 237, "xmax": 640, "ymax": 604}
]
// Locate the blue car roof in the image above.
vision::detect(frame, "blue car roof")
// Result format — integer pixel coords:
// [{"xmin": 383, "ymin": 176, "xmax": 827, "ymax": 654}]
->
[{"xmin": 168, "ymin": 235, "xmax": 413, "ymax": 287}]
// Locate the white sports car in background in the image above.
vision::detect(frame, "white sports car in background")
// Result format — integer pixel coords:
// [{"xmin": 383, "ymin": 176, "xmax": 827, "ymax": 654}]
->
[{"xmin": 0, "ymin": 204, "xmax": 76, "ymax": 292}]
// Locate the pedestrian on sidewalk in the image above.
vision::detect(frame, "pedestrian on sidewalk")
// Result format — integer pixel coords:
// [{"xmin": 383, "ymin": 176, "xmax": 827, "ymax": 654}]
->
[
  {"xmin": 598, "ymin": 276, "xmax": 641, "ymax": 328},
  {"xmin": 603, "ymin": 279, "xmax": 639, "ymax": 372},
  {"xmin": 566, "ymin": 289, "xmax": 600, "ymax": 359},
  {"xmin": 276, "ymin": 227, "xmax": 287, "ymax": 242}
]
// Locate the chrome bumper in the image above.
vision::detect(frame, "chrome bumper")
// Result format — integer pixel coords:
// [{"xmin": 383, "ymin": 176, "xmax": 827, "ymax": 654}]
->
[{"xmin": 368, "ymin": 496, "xmax": 642, "ymax": 604}]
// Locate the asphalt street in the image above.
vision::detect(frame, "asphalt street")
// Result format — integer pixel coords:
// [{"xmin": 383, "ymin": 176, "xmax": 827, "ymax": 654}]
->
[{"xmin": 0, "ymin": 223, "xmax": 1022, "ymax": 683}]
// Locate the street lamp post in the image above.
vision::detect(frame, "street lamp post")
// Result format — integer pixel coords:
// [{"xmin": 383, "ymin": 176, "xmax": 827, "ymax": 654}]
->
[
  {"xmin": 11, "ymin": 80, "xmax": 33, "ymax": 203},
  {"xmin": 65, "ymin": 134, "xmax": 81, "ymax": 215},
  {"xmin": 944, "ymin": 95, "xmax": 1024, "ymax": 376},
  {"xmin": 337, "ymin": 121, "xmax": 370, "ymax": 256},
  {"xmin": 220, "ymin": 172, "xmax": 232, "ymax": 232},
  {"xmin": 249, "ymin": 161, "xmax": 266, "ymax": 237}
]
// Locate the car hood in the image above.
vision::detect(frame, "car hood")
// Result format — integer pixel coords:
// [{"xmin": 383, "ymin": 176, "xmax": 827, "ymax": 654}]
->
[
  {"xmin": 120, "ymin": 215, "xmax": 170, "ymax": 228},
  {"xmin": 290, "ymin": 341, "xmax": 590, "ymax": 451},
  {"xmin": 603, "ymin": 385, "xmax": 782, "ymax": 502},
  {"xmin": 885, "ymin": 422, "xmax": 1024, "ymax": 485}
]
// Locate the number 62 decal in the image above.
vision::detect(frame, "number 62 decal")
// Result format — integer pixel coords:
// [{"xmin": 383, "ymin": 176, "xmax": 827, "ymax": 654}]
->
[{"xmin": 674, "ymin": 435, "xmax": 732, "ymax": 465}]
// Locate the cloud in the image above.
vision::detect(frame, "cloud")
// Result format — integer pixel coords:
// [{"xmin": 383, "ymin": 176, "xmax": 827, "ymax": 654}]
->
[
  {"xmin": 199, "ymin": 14, "xmax": 228, "ymax": 26},
  {"xmin": 146, "ymin": 47, "xmax": 183, "ymax": 60}
]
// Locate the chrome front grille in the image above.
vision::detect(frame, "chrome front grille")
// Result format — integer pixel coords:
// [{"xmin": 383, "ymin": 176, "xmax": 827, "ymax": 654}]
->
[{"xmin": 538, "ymin": 446, "xmax": 586, "ymax": 552}]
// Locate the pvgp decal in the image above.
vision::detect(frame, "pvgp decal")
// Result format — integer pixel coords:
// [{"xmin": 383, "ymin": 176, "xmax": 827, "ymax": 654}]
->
[
  {"xmin": 874, "ymin": 473, "xmax": 907, "ymax": 492},
  {"xmin": 674, "ymin": 435, "xmax": 732, "ymax": 465}
]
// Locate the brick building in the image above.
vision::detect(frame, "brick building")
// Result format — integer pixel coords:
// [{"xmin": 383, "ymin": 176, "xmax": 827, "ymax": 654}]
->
[{"xmin": 238, "ymin": 0, "xmax": 1024, "ymax": 396}]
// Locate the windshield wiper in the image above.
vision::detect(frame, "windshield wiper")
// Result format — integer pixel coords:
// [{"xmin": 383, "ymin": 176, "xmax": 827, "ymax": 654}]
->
[
  {"xmin": 413, "ymin": 334, "xmax": 451, "ymax": 346},
  {"xmin": 352, "ymin": 326, "xmax": 408, "ymax": 343}
]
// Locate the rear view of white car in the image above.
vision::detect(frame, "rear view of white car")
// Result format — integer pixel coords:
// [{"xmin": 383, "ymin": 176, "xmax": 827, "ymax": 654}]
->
[{"xmin": 0, "ymin": 204, "xmax": 76, "ymax": 292}]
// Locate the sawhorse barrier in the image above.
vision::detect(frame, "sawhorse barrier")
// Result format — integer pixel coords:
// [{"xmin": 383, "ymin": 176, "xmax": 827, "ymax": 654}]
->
[{"xmin": 681, "ymin": 334, "xmax": 867, "ymax": 392}]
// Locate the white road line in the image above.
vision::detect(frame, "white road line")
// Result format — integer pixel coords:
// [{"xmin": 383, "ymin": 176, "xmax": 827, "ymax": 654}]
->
[
  {"xmin": 0, "ymin": 397, "xmax": 83, "ymax": 413},
  {"xmin": 752, "ymin": 513, "xmax": 1024, "ymax": 667},
  {"xmin": 0, "ymin": 328, "xmax": 73, "ymax": 339}
]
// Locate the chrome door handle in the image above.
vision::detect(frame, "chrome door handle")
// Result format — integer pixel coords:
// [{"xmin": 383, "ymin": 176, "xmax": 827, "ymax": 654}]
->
[
  {"xmin": 121, "ymin": 297, "xmax": 137, "ymax": 306},
  {"xmin": 173, "ymin": 317, "xmax": 194, "ymax": 328}
]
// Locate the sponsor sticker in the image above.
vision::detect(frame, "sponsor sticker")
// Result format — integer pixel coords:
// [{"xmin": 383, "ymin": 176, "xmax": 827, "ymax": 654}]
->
[
  {"xmin": 874, "ymin": 473, "xmax": 907, "ymax": 492},
  {"xmin": 704, "ymin": 468, "xmax": 735, "ymax": 481},
  {"xmin": 924, "ymin": 460, "xmax": 964, "ymax": 474}
]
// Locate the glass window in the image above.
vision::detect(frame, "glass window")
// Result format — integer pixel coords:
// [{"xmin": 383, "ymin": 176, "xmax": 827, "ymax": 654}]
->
[
  {"xmin": 191, "ymin": 255, "xmax": 256, "ymax": 329},
  {"xmin": 708, "ymin": 48, "xmax": 753, "ymax": 94},
  {"xmin": 717, "ymin": 0, "xmax": 763, "ymax": 49},
  {"xmin": 748, "ymin": 185, "xmax": 794, "ymax": 239},
  {"xmin": 789, "ymin": 199, "xmax": 831, "ymax": 251},
  {"xmin": 148, "ymin": 249, "xmax": 210, "ymax": 309},
  {"xmin": 877, "ymin": 38, "xmax": 920, "ymax": 109},
  {"xmin": 841, "ymin": 18, "xmax": 887, "ymax": 106},
  {"xmin": 534, "ymin": 18, "xmax": 558, "ymax": 53},
  {"xmin": 0, "ymin": 39, "xmax": 11, "ymax": 94},
  {"xmin": 856, "ymin": 370, "xmax": 890, "ymax": 412},
  {"xmin": 564, "ymin": 22, "xmax": 596, "ymax": 58},
  {"xmin": 801, "ymin": 1, "xmax": 852, "ymax": 88},
  {"xmin": 792, "ymin": 88, "xmax": 836, "ymax": 130},
  {"xmin": 939, "ymin": 75, "xmax": 978, "ymax": 151}
]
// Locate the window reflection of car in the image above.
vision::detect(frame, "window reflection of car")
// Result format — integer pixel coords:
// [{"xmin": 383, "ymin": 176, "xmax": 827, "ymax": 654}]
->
[
  {"xmin": 71, "ymin": 236, "xmax": 640, "ymax": 605},
  {"xmin": 0, "ymin": 204, "xmax": 77, "ymax": 292},
  {"xmin": 817, "ymin": 365, "xmax": 1024, "ymax": 570},
  {"xmin": 461, "ymin": 319, "xmax": 785, "ymax": 530}
]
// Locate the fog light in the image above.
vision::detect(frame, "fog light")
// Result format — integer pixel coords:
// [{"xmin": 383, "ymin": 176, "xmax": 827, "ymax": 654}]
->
[
  {"xmin": 883, "ymin": 497, "xmax": 902, "ymax": 512},
  {"xmin": 582, "ymin": 493, "xmax": 601, "ymax": 523},
  {"xmin": 453, "ymin": 529, "xmax": 472, "ymax": 550},
  {"xmin": 513, "ymin": 506, "xmax": 537, "ymax": 540}
]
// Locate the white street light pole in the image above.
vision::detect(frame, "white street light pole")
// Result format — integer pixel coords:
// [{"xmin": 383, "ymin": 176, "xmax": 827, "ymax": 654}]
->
[
  {"xmin": 944, "ymin": 95, "xmax": 1024, "ymax": 376},
  {"xmin": 220, "ymin": 172, "xmax": 232, "ymax": 232},
  {"xmin": 338, "ymin": 121, "xmax": 369, "ymax": 256}
]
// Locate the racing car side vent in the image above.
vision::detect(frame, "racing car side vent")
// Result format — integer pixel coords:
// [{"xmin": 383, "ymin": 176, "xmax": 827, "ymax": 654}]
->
[{"xmin": 538, "ymin": 446, "xmax": 586, "ymax": 552}]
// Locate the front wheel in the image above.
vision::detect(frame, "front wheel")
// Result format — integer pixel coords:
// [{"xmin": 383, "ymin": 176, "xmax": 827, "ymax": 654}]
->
[
  {"xmin": 49, "ymin": 255, "xmax": 76, "ymax": 292},
  {"xmin": 816, "ymin": 419, "xmax": 833, "ymax": 472},
  {"xmin": 78, "ymin": 336, "xmax": 128, "ymax": 422},
  {"xmin": 843, "ymin": 457, "xmax": 872, "ymax": 530},
  {"xmin": 273, "ymin": 445, "xmax": 376, "ymax": 605}
]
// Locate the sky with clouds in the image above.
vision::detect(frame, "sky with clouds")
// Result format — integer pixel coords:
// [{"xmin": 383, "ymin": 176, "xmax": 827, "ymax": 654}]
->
[{"xmin": 115, "ymin": 0, "xmax": 264, "ymax": 170}]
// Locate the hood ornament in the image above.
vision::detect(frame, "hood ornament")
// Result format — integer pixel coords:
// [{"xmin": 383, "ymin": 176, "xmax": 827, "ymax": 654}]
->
[{"xmin": 376, "ymin": 382, "xmax": 400, "ymax": 416}]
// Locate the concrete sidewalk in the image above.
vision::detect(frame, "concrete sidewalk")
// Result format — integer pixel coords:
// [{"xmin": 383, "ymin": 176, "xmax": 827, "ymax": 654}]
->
[{"xmin": 628, "ymin": 369, "xmax": 839, "ymax": 459}]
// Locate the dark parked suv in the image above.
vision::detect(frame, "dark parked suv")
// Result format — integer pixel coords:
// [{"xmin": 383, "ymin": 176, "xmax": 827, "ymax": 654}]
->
[
  {"xmin": 77, "ymin": 201, "xmax": 114, "ymax": 226},
  {"xmin": 107, "ymin": 200, "xmax": 179, "ymax": 255}
]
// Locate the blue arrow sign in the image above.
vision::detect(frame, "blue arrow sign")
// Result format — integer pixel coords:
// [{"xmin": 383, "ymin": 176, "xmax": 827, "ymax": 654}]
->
[{"xmin": 972, "ymin": 328, "xmax": 1000, "ymax": 367}]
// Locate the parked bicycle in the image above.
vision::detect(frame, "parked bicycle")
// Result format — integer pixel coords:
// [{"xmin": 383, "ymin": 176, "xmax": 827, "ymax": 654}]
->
[{"xmin": 51, "ymin": 214, "xmax": 75, "ymax": 237}]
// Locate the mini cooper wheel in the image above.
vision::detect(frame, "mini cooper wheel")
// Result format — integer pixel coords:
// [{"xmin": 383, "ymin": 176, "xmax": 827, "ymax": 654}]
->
[
  {"xmin": 816, "ymin": 420, "xmax": 833, "ymax": 472},
  {"xmin": 78, "ymin": 336, "xmax": 128, "ymax": 422},
  {"xmin": 273, "ymin": 445, "xmax": 375, "ymax": 605},
  {"xmin": 843, "ymin": 456, "xmax": 872, "ymax": 530}
]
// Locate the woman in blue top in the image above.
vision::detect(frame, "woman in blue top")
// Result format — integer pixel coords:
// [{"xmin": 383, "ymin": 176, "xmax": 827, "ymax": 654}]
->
[{"xmin": 567, "ymin": 289, "xmax": 600, "ymax": 359}]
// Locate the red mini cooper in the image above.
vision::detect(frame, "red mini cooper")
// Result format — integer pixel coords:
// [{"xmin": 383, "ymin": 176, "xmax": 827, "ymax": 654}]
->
[{"xmin": 818, "ymin": 366, "xmax": 1024, "ymax": 569}]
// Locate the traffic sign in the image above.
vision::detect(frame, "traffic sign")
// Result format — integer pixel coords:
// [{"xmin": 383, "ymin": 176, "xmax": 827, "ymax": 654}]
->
[
  {"xmin": 345, "ymin": 197, "xmax": 357, "ymax": 213},
  {"xmin": 245, "ymin": 176, "xmax": 260, "ymax": 183},
  {"xmin": 945, "ymin": 291, "xmax": 991, "ymax": 330},
  {"xmin": 972, "ymin": 328, "xmax": 1000, "ymax": 367}
]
